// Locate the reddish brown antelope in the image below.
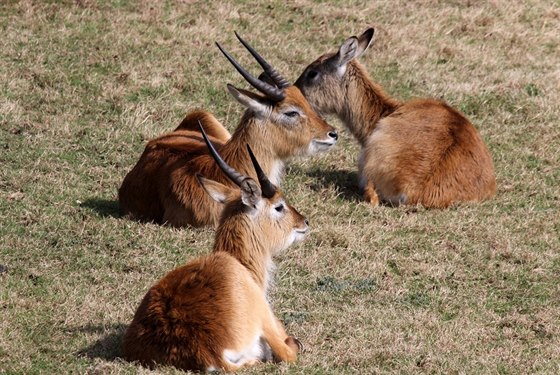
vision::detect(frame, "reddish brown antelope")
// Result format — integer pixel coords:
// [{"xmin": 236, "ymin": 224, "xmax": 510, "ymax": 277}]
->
[
  {"xmin": 122, "ymin": 126, "xmax": 307, "ymax": 372},
  {"xmin": 118, "ymin": 33, "xmax": 337, "ymax": 227},
  {"xmin": 295, "ymin": 28, "xmax": 496, "ymax": 208}
]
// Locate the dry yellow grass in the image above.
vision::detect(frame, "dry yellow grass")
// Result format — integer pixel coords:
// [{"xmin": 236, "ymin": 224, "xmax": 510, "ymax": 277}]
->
[{"xmin": 1, "ymin": 1, "xmax": 559, "ymax": 374}]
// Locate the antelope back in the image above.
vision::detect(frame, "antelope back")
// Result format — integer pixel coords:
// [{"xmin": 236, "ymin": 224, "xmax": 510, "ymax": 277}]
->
[{"xmin": 174, "ymin": 109, "xmax": 231, "ymax": 142}]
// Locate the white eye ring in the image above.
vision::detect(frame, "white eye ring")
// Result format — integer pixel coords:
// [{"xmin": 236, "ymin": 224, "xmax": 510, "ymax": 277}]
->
[
  {"xmin": 284, "ymin": 111, "xmax": 299, "ymax": 118},
  {"xmin": 274, "ymin": 204, "xmax": 284, "ymax": 212}
]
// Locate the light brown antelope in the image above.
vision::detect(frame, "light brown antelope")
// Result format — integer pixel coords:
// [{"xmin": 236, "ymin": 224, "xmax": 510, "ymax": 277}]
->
[
  {"xmin": 122, "ymin": 126, "xmax": 307, "ymax": 372},
  {"xmin": 118, "ymin": 33, "xmax": 337, "ymax": 227},
  {"xmin": 174, "ymin": 108, "xmax": 232, "ymax": 142},
  {"xmin": 294, "ymin": 27, "xmax": 496, "ymax": 208}
]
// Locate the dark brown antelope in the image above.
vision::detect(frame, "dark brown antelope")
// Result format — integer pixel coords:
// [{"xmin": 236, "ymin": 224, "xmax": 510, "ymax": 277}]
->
[
  {"xmin": 295, "ymin": 27, "xmax": 496, "ymax": 208},
  {"xmin": 122, "ymin": 126, "xmax": 307, "ymax": 372},
  {"xmin": 118, "ymin": 33, "xmax": 337, "ymax": 227}
]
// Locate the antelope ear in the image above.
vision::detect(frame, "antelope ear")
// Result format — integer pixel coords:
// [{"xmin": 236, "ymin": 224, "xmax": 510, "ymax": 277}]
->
[
  {"xmin": 356, "ymin": 27, "xmax": 375, "ymax": 56},
  {"xmin": 227, "ymin": 84, "xmax": 270, "ymax": 117},
  {"xmin": 336, "ymin": 28, "xmax": 375, "ymax": 67},
  {"xmin": 197, "ymin": 175, "xmax": 234, "ymax": 204},
  {"xmin": 337, "ymin": 37, "xmax": 359, "ymax": 68},
  {"xmin": 239, "ymin": 178, "xmax": 262, "ymax": 209}
]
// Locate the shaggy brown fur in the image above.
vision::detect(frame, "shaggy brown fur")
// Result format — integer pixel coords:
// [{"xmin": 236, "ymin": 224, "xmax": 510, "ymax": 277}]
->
[
  {"xmin": 122, "ymin": 150, "xmax": 307, "ymax": 372},
  {"xmin": 295, "ymin": 27, "xmax": 496, "ymax": 208},
  {"xmin": 118, "ymin": 85, "xmax": 336, "ymax": 227},
  {"xmin": 175, "ymin": 109, "xmax": 231, "ymax": 141}
]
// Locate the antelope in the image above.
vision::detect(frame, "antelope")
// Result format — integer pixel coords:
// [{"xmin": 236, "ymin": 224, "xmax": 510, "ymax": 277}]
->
[
  {"xmin": 294, "ymin": 27, "xmax": 496, "ymax": 208},
  {"xmin": 122, "ymin": 125, "xmax": 307, "ymax": 372},
  {"xmin": 118, "ymin": 32, "xmax": 338, "ymax": 227}
]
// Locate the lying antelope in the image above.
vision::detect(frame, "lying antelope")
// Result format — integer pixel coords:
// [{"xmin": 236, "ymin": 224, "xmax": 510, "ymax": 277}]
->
[
  {"xmin": 118, "ymin": 33, "xmax": 337, "ymax": 227},
  {"xmin": 294, "ymin": 28, "xmax": 496, "ymax": 208},
  {"xmin": 122, "ymin": 125, "xmax": 307, "ymax": 372}
]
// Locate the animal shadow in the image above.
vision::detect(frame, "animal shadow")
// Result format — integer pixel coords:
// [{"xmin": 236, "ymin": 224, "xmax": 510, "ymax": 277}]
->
[
  {"xmin": 80, "ymin": 198, "xmax": 121, "ymax": 218},
  {"xmin": 305, "ymin": 167, "xmax": 361, "ymax": 202},
  {"xmin": 76, "ymin": 323, "xmax": 127, "ymax": 361}
]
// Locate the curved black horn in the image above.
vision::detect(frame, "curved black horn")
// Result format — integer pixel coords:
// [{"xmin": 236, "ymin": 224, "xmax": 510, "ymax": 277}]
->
[
  {"xmin": 234, "ymin": 31, "xmax": 290, "ymax": 89},
  {"xmin": 215, "ymin": 42, "xmax": 286, "ymax": 102},
  {"xmin": 246, "ymin": 144, "xmax": 276, "ymax": 199},
  {"xmin": 198, "ymin": 121, "xmax": 246, "ymax": 187}
]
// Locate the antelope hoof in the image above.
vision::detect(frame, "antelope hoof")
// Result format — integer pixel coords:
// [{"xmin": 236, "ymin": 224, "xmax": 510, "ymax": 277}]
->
[
  {"xmin": 285, "ymin": 336, "xmax": 304, "ymax": 353},
  {"xmin": 363, "ymin": 185, "xmax": 380, "ymax": 207}
]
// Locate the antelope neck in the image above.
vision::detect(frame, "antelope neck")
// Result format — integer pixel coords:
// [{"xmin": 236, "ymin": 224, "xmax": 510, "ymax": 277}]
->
[
  {"xmin": 341, "ymin": 62, "xmax": 401, "ymax": 146},
  {"xmin": 213, "ymin": 215, "xmax": 271, "ymax": 291},
  {"xmin": 219, "ymin": 118, "xmax": 283, "ymax": 184}
]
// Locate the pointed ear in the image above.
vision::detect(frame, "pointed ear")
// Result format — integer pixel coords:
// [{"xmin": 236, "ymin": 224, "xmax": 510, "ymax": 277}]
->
[
  {"xmin": 356, "ymin": 27, "xmax": 375, "ymax": 56},
  {"xmin": 239, "ymin": 178, "xmax": 262, "ymax": 209},
  {"xmin": 336, "ymin": 37, "xmax": 359, "ymax": 67},
  {"xmin": 196, "ymin": 174, "xmax": 234, "ymax": 204},
  {"xmin": 335, "ymin": 28, "xmax": 375, "ymax": 67},
  {"xmin": 227, "ymin": 84, "xmax": 270, "ymax": 116}
]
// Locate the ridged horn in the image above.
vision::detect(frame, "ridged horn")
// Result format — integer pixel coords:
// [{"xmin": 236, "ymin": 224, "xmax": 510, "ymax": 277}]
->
[
  {"xmin": 234, "ymin": 31, "xmax": 290, "ymax": 89},
  {"xmin": 246, "ymin": 144, "xmax": 276, "ymax": 199},
  {"xmin": 215, "ymin": 42, "xmax": 286, "ymax": 102},
  {"xmin": 198, "ymin": 121, "xmax": 246, "ymax": 187}
]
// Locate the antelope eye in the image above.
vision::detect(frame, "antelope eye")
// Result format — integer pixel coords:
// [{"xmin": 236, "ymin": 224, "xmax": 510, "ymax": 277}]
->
[
  {"xmin": 307, "ymin": 70, "xmax": 319, "ymax": 80},
  {"xmin": 274, "ymin": 204, "xmax": 285, "ymax": 212},
  {"xmin": 284, "ymin": 111, "xmax": 299, "ymax": 118}
]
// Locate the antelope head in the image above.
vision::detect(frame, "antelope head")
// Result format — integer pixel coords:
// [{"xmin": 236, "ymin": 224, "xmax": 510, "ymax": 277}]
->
[
  {"xmin": 197, "ymin": 123, "xmax": 309, "ymax": 254},
  {"xmin": 295, "ymin": 28, "xmax": 375, "ymax": 115},
  {"xmin": 216, "ymin": 33, "xmax": 338, "ymax": 158}
]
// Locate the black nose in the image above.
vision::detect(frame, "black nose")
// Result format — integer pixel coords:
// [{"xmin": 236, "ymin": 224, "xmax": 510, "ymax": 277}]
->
[
  {"xmin": 328, "ymin": 131, "xmax": 338, "ymax": 140},
  {"xmin": 304, "ymin": 218, "xmax": 309, "ymax": 226}
]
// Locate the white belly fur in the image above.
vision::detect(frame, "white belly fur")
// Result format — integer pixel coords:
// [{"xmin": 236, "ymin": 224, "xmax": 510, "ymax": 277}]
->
[{"xmin": 222, "ymin": 333, "xmax": 272, "ymax": 367}]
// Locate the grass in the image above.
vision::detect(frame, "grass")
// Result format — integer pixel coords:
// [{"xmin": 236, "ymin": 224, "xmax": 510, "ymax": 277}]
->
[{"xmin": 1, "ymin": 0, "xmax": 559, "ymax": 374}]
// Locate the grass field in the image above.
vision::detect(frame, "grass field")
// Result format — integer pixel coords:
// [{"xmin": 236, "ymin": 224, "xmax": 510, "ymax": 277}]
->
[{"xmin": 1, "ymin": 1, "xmax": 559, "ymax": 374}]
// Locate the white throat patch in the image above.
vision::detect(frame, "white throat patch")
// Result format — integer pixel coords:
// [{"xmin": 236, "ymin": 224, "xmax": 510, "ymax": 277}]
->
[
  {"xmin": 268, "ymin": 160, "xmax": 284, "ymax": 186},
  {"xmin": 337, "ymin": 65, "xmax": 347, "ymax": 77}
]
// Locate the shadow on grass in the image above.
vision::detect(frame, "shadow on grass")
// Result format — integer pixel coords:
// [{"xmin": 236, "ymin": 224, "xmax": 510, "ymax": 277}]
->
[
  {"xmin": 306, "ymin": 168, "xmax": 362, "ymax": 202},
  {"xmin": 76, "ymin": 323, "xmax": 127, "ymax": 361},
  {"xmin": 81, "ymin": 198, "xmax": 121, "ymax": 218}
]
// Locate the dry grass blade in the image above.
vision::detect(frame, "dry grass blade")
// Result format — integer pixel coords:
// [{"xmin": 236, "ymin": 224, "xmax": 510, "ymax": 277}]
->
[{"xmin": 1, "ymin": 1, "xmax": 559, "ymax": 374}]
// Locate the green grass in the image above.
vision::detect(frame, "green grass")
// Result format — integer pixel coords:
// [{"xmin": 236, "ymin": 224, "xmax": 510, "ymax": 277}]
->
[{"xmin": 1, "ymin": 0, "xmax": 560, "ymax": 374}]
